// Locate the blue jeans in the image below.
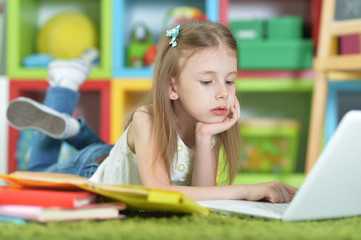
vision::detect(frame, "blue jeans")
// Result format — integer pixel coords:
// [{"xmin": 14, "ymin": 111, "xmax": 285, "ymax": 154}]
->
[{"xmin": 26, "ymin": 87, "xmax": 113, "ymax": 178}]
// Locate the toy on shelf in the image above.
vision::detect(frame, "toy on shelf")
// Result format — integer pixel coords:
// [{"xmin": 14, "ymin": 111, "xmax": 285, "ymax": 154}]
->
[
  {"xmin": 126, "ymin": 6, "xmax": 207, "ymax": 68},
  {"xmin": 144, "ymin": 44, "xmax": 157, "ymax": 66},
  {"xmin": 37, "ymin": 12, "xmax": 99, "ymax": 59},
  {"xmin": 22, "ymin": 47, "xmax": 100, "ymax": 68},
  {"xmin": 126, "ymin": 23, "xmax": 154, "ymax": 68},
  {"xmin": 240, "ymin": 118, "xmax": 300, "ymax": 174},
  {"xmin": 163, "ymin": 6, "xmax": 207, "ymax": 30},
  {"xmin": 22, "ymin": 54, "xmax": 54, "ymax": 68}
]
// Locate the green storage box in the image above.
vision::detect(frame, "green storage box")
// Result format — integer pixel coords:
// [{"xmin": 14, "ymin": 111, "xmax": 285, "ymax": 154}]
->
[
  {"xmin": 267, "ymin": 16, "xmax": 303, "ymax": 40},
  {"xmin": 238, "ymin": 39, "xmax": 313, "ymax": 69},
  {"xmin": 230, "ymin": 20, "xmax": 264, "ymax": 41},
  {"xmin": 240, "ymin": 119, "xmax": 300, "ymax": 174}
]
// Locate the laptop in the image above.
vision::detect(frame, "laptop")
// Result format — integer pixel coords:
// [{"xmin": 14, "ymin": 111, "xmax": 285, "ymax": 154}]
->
[{"xmin": 198, "ymin": 110, "xmax": 361, "ymax": 221}]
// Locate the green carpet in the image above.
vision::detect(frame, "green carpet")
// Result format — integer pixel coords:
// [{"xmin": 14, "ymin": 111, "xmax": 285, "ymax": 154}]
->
[{"xmin": 1, "ymin": 212, "xmax": 361, "ymax": 240}]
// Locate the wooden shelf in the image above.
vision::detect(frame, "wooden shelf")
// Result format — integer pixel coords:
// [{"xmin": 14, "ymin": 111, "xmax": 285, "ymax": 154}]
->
[{"xmin": 111, "ymin": 79, "xmax": 152, "ymax": 143}]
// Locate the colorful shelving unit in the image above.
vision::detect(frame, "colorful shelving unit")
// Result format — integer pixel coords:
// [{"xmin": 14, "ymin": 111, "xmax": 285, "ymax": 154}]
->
[{"xmin": 4, "ymin": 0, "xmax": 322, "ymax": 179}]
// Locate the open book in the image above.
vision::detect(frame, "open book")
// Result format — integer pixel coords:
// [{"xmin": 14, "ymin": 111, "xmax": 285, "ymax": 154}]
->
[{"xmin": 0, "ymin": 171, "xmax": 209, "ymax": 215}]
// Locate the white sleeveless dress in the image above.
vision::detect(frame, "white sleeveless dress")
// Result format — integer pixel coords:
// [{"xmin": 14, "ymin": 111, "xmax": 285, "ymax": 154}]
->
[{"xmin": 89, "ymin": 125, "xmax": 195, "ymax": 186}]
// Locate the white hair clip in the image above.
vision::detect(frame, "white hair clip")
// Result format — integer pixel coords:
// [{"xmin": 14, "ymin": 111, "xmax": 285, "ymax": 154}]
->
[{"xmin": 166, "ymin": 24, "xmax": 180, "ymax": 47}]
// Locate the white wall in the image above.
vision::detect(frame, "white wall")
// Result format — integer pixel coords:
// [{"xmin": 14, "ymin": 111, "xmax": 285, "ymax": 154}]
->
[
  {"xmin": 0, "ymin": 76, "xmax": 9, "ymax": 175},
  {"xmin": 0, "ymin": 0, "xmax": 7, "ymax": 180}
]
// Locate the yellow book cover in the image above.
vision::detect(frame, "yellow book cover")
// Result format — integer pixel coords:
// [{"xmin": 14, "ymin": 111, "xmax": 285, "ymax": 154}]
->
[{"xmin": 0, "ymin": 171, "xmax": 209, "ymax": 215}]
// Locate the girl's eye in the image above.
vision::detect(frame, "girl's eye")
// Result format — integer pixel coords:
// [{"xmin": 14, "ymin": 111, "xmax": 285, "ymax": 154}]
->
[
  {"xmin": 201, "ymin": 81, "xmax": 212, "ymax": 85},
  {"xmin": 226, "ymin": 80, "xmax": 235, "ymax": 85}
]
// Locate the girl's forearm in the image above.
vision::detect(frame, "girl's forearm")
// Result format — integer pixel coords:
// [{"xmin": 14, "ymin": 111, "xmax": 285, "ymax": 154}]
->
[
  {"xmin": 154, "ymin": 184, "xmax": 249, "ymax": 201},
  {"xmin": 150, "ymin": 181, "xmax": 297, "ymax": 203},
  {"xmin": 192, "ymin": 134, "xmax": 218, "ymax": 186}
]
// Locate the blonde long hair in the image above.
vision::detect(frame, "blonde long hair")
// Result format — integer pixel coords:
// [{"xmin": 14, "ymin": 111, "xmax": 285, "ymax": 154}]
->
[{"xmin": 129, "ymin": 21, "xmax": 241, "ymax": 184}]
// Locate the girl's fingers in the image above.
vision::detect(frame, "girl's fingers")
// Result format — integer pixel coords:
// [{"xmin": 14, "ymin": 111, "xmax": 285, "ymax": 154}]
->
[
  {"xmin": 223, "ymin": 98, "xmax": 241, "ymax": 129},
  {"xmin": 279, "ymin": 186, "xmax": 291, "ymax": 202},
  {"xmin": 285, "ymin": 184, "xmax": 298, "ymax": 194},
  {"xmin": 230, "ymin": 98, "xmax": 240, "ymax": 119},
  {"xmin": 267, "ymin": 183, "xmax": 296, "ymax": 203},
  {"xmin": 228, "ymin": 106, "xmax": 238, "ymax": 126},
  {"xmin": 233, "ymin": 97, "xmax": 241, "ymax": 121},
  {"xmin": 279, "ymin": 184, "xmax": 297, "ymax": 202},
  {"xmin": 236, "ymin": 99, "xmax": 241, "ymax": 118}
]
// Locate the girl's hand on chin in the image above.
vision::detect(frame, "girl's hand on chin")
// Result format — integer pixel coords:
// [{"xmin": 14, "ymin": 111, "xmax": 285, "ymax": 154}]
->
[{"xmin": 196, "ymin": 98, "xmax": 241, "ymax": 137}]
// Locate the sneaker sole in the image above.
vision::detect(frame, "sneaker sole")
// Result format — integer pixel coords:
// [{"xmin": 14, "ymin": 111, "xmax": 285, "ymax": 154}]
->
[{"xmin": 7, "ymin": 99, "xmax": 66, "ymax": 139}]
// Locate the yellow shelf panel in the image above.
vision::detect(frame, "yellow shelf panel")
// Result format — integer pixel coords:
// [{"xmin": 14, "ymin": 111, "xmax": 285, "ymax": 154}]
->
[{"xmin": 111, "ymin": 79, "xmax": 152, "ymax": 143}]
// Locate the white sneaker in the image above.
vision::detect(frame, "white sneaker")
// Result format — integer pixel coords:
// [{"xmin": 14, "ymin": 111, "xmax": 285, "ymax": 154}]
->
[
  {"xmin": 7, "ymin": 97, "xmax": 80, "ymax": 139},
  {"xmin": 47, "ymin": 59, "xmax": 91, "ymax": 91}
]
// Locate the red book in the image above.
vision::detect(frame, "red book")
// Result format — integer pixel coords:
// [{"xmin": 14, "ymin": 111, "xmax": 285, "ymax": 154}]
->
[{"xmin": 0, "ymin": 187, "xmax": 96, "ymax": 208}]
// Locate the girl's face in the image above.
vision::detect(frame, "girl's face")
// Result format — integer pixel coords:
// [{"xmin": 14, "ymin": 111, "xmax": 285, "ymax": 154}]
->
[{"xmin": 170, "ymin": 45, "xmax": 238, "ymax": 125}]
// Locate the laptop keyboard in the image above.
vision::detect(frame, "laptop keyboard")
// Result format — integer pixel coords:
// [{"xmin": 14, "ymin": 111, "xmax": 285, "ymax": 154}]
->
[
  {"xmin": 230, "ymin": 201, "xmax": 289, "ymax": 216},
  {"xmin": 198, "ymin": 200, "xmax": 290, "ymax": 219},
  {"xmin": 253, "ymin": 202, "xmax": 289, "ymax": 215}
]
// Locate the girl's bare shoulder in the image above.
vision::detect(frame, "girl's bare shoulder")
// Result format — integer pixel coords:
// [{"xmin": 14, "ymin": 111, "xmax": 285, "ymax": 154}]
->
[
  {"xmin": 133, "ymin": 105, "xmax": 153, "ymax": 123},
  {"xmin": 127, "ymin": 105, "xmax": 154, "ymax": 153}
]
